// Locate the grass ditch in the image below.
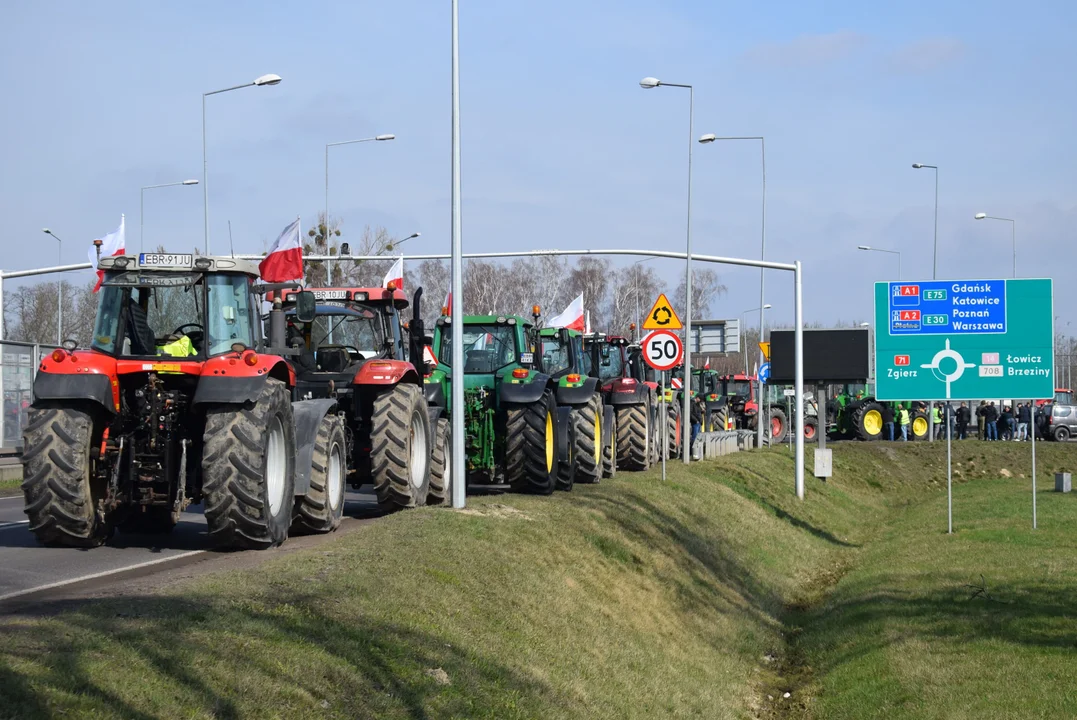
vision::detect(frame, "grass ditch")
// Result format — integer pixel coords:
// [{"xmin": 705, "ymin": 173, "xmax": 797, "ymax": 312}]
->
[{"xmin": 1, "ymin": 441, "xmax": 1075, "ymax": 718}]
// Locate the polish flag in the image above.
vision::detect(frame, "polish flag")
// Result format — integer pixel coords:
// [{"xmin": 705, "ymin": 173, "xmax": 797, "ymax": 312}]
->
[
  {"xmin": 443, "ymin": 289, "xmax": 452, "ymax": 315},
  {"xmin": 383, "ymin": 256, "xmax": 404, "ymax": 290},
  {"xmin": 87, "ymin": 215, "xmax": 126, "ymax": 293},
  {"xmin": 258, "ymin": 218, "xmax": 303, "ymax": 282},
  {"xmin": 703, "ymin": 357, "xmax": 711, "ymax": 370},
  {"xmin": 547, "ymin": 293, "xmax": 585, "ymax": 331}
]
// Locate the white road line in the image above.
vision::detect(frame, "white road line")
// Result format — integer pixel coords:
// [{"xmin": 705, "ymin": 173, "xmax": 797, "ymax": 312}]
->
[
  {"xmin": 0, "ymin": 550, "xmax": 206, "ymax": 603},
  {"xmin": 0, "ymin": 520, "xmax": 29, "ymax": 530},
  {"xmin": 0, "ymin": 496, "xmax": 23, "ymax": 503}
]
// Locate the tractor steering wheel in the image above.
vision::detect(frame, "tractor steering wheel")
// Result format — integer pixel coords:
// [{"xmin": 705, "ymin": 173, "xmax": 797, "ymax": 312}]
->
[
  {"xmin": 172, "ymin": 323, "xmax": 205, "ymax": 337},
  {"xmin": 162, "ymin": 323, "xmax": 205, "ymax": 350}
]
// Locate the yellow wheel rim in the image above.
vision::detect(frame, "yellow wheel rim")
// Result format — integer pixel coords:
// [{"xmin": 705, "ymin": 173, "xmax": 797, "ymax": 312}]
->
[
  {"xmin": 545, "ymin": 411, "xmax": 554, "ymax": 472},
  {"xmin": 594, "ymin": 414, "xmax": 601, "ymax": 464},
  {"xmin": 864, "ymin": 409, "xmax": 883, "ymax": 435},
  {"xmin": 912, "ymin": 416, "xmax": 928, "ymax": 436}
]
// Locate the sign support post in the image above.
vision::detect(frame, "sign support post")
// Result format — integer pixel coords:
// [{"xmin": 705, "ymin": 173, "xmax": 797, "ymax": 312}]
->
[
  {"xmin": 661, "ymin": 372, "xmax": 667, "ymax": 482},
  {"xmin": 1031, "ymin": 397, "xmax": 1037, "ymax": 529},
  {"xmin": 947, "ymin": 408, "xmax": 952, "ymax": 534}
]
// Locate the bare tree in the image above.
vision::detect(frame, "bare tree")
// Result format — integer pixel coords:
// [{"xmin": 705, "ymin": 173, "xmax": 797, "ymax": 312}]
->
[
  {"xmin": 564, "ymin": 257, "xmax": 612, "ymax": 330},
  {"xmin": 675, "ymin": 268, "xmax": 726, "ymax": 320},
  {"xmin": 605, "ymin": 263, "xmax": 660, "ymax": 337},
  {"xmin": 4, "ymin": 279, "xmax": 98, "ymax": 346},
  {"xmin": 302, "ymin": 215, "xmax": 400, "ymax": 288}
]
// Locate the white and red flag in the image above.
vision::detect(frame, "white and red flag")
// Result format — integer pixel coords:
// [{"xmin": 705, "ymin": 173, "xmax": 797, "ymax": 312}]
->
[
  {"xmin": 383, "ymin": 256, "xmax": 404, "ymax": 290},
  {"xmin": 703, "ymin": 357, "xmax": 711, "ymax": 370},
  {"xmin": 87, "ymin": 215, "xmax": 125, "ymax": 292},
  {"xmin": 259, "ymin": 218, "xmax": 303, "ymax": 282},
  {"xmin": 547, "ymin": 293, "xmax": 585, "ymax": 332}
]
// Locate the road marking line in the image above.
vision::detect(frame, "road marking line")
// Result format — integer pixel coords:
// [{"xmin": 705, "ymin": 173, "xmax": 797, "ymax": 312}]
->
[
  {"xmin": 0, "ymin": 550, "xmax": 206, "ymax": 603},
  {"xmin": 0, "ymin": 496, "xmax": 23, "ymax": 503},
  {"xmin": 0, "ymin": 520, "xmax": 29, "ymax": 530}
]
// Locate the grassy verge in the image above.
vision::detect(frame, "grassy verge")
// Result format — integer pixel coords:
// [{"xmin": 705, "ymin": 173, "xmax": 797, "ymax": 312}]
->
[
  {"xmin": 0, "ymin": 477, "xmax": 20, "ymax": 497},
  {"xmin": 1, "ymin": 441, "xmax": 1074, "ymax": 719}
]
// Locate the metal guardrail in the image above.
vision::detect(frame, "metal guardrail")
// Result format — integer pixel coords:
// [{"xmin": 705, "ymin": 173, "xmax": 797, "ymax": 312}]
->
[{"xmin": 1, "ymin": 341, "xmax": 59, "ymax": 451}]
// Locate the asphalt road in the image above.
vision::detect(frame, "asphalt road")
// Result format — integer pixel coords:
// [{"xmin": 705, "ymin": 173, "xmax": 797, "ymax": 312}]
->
[{"xmin": 0, "ymin": 489, "xmax": 379, "ymax": 603}]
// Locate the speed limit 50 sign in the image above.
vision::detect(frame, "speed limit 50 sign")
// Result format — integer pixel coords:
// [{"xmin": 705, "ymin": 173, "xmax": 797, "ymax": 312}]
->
[{"xmin": 642, "ymin": 330, "xmax": 684, "ymax": 372}]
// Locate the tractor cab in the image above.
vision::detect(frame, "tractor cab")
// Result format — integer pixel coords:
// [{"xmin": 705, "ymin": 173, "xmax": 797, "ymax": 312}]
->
[{"xmin": 582, "ymin": 334, "xmax": 630, "ymax": 384}]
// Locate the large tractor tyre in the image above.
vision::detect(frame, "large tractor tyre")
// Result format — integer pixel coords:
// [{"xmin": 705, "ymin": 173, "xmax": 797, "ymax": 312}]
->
[
  {"xmin": 574, "ymin": 395, "xmax": 604, "ymax": 484},
  {"xmin": 428, "ymin": 417, "xmax": 452, "ymax": 505},
  {"xmin": 803, "ymin": 417, "xmax": 819, "ymax": 441},
  {"xmin": 118, "ymin": 506, "xmax": 177, "ymax": 535},
  {"xmin": 711, "ymin": 408, "xmax": 730, "ymax": 433},
  {"xmin": 615, "ymin": 404, "xmax": 650, "ymax": 472},
  {"xmin": 21, "ymin": 405, "xmax": 110, "ymax": 548},
  {"xmin": 768, "ymin": 407, "xmax": 789, "ymax": 444},
  {"xmin": 909, "ymin": 410, "xmax": 930, "ymax": 441},
  {"xmin": 371, "ymin": 384, "xmax": 431, "ymax": 509},
  {"xmin": 291, "ymin": 414, "xmax": 347, "ymax": 535},
  {"xmin": 603, "ymin": 418, "xmax": 617, "ymax": 479},
  {"xmin": 506, "ymin": 391, "xmax": 558, "ymax": 495},
  {"xmin": 667, "ymin": 405, "xmax": 682, "ymax": 458},
  {"xmin": 203, "ymin": 378, "xmax": 296, "ymax": 550},
  {"xmin": 851, "ymin": 402, "xmax": 885, "ymax": 441}
]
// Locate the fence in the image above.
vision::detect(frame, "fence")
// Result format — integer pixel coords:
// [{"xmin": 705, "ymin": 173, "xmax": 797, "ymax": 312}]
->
[{"xmin": 1, "ymin": 340, "xmax": 59, "ymax": 451}]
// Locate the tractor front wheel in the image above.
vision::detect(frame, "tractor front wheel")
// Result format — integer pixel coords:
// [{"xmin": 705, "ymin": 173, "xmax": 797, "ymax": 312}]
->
[
  {"xmin": 506, "ymin": 391, "xmax": 558, "ymax": 495},
  {"xmin": 615, "ymin": 402, "xmax": 650, "ymax": 472},
  {"xmin": 370, "ymin": 384, "xmax": 431, "ymax": 509},
  {"xmin": 21, "ymin": 405, "xmax": 109, "ymax": 547},
  {"xmin": 291, "ymin": 413, "xmax": 347, "ymax": 534},
  {"xmin": 202, "ymin": 378, "xmax": 296, "ymax": 549},
  {"xmin": 428, "ymin": 417, "xmax": 452, "ymax": 505},
  {"xmin": 574, "ymin": 395, "xmax": 603, "ymax": 484}
]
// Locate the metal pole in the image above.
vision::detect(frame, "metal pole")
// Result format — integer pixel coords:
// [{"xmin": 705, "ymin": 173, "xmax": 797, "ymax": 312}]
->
[
  {"xmin": 202, "ymin": 92, "xmax": 209, "ymax": 255},
  {"xmin": 757, "ymin": 139, "xmax": 767, "ymax": 450},
  {"xmin": 818, "ymin": 384, "xmax": 827, "ymax": 452},
  {"xmin": 57, "ymin": 237, "xmax": 62, "ymax": 344},
  {"xmin": 1031, "ymin": 398, "xmax": 1037, "ymax": 529},
  {"xmin": 794, "ymin": 260, "xmax": 804, "ymax": 499},
  {"xmin": 1012, "ymin": 220, "xmax": 1016, "ymax": 279},
  {"xmin": 932, "ymin": 168, "xmax": 938, "ymax": 281},
  {"xmin": 947, "ymin": 407, "xmax": 953, "ymax": 534},
  {"xmin": 450, "ymin": 0, "xmax": 466, "ymax": 510},
  {"xmin": 897, "ymin": 252, "xmax": 901, "ymax": 281},
  {"xmin": 325, "ymin": 143, "xmax": 330, "ymax": 268},
  {"xmin": 141, "ymin": 187, "xmax": 145, "ymax": 255},
  {"xmin": 682, "ymin": 86, "xmax": 694, "ymax": 464},
  {"xmin": 661, "ymin": 373, "xmax": 667, "ymax": 481},
  {"xmin": 0, "ymin": 273, "xmax": 4, "ymax": 339}
]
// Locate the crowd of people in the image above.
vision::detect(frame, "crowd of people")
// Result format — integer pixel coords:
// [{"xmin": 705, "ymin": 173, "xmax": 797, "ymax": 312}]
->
[{"xmin": 879, "ymin": 399, "xmax": 1044, "ymax": 441}]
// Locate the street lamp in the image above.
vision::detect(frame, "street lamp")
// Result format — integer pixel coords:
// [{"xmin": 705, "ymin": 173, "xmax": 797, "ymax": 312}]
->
[
  {"xmin": 141, "ymin": 179, "xmax": 198, "ymax": 253},
  {"xmin": 640, "ymin": 75, "xmax": 695, "ymax": 463},
  {"xmin": 740, "ymin": 304, "xmax": 773, "ymax": 375},
  {"xmin": 911, "ymin": 163, "xmax": 939, "ymax": 279},
  {"xmin": 203, "ymin": 73, "xmax": 283, "ymax": 254},
  {"xmin": 974, "ymin": 213, "xmax": 1017, "ymax": 278},
  {"xmin": 856, "ymin": 244, "xmax": 902, "ymax": 279},
  {"xmin": 42, "ymin": 228, "xmax": 63, "ymax": 344},
  {"xmin": 324, "ymin": 134, "xmax": 396, "ymax": 281},
  {"xmin": 700, "ymin": 132, "xmax": 768, "ymax": 447}
]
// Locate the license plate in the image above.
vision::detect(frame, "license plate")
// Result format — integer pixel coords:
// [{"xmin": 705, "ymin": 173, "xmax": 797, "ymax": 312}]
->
[
  {"xmin": 312, "ymin": 290, "xmax": 347, "ymax": 300},
  {"xmin": 139, "ymin": 253, "xmax": 193, "ymax": 267}
]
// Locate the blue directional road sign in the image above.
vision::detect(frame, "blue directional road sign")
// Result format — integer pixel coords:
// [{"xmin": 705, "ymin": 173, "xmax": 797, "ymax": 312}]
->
[
  {"xmin": 758, "ymin": 362, "xmax": 771, "ymax": 384},
  {"xmin": 875, "ymin": 279, "xmax": 1054, "ymax": 401}
]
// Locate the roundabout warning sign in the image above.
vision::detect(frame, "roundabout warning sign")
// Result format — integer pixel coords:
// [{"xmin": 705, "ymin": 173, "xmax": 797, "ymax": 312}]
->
[
  {"xmin": 642, "ymin": 293, "xmax": 682, "ymax": 331},
  {"xmin": 874, "ymin": 279, "xmax": 1054, "ymax": 401}
]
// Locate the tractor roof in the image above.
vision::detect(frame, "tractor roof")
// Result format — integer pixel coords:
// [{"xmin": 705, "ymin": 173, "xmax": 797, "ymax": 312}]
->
[
  {"xmin": 98, "ymin": 253, "xmax": 261, "ymax": 277},
  {"xmin": 271, "ymin": 287, "xmax": 409, "ymax": 309},
  {"xmin": 539, "ymin": 326, "xmax": 580, "ymax": 338},
  {"xmin": 582, "ymin": 333, "xmax": 628, "ymax": 346},
  {"xmin": 435, "ymin": 314, "xmax": 532, "ymax": 328}
]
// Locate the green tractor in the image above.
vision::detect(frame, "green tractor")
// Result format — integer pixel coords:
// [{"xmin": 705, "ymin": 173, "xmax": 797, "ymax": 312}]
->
[
  {"xmin": 539, "ymin": 326, "xmax": 616, "ymax": 488},
  {"xmin": 425, "ymin": 314, "xmax": 563, "ymax": 494},
  {"xmin": 827, "ymin": 384, "xmax": 929, "ymax": 441}
]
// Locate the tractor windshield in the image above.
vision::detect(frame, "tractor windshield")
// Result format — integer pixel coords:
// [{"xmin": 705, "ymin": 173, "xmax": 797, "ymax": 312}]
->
[
  {"xmin": 595, "ymin": 344, "xmax": 624, "ymax": 381},
  {"xmin": 541, "ymin": 337, "xmax": 572, "ymax": 376},
  {"xmin": 437, "ymin": 324, "xmax": 519, "ymax": 373},
  {"xmin": 691, "ymin": 373, "xmax": 701, "ymax": 393},
  {"xmin": 298, "ymin": 305, "xmax": 387, "ymax": 358},
  {"xmin": 727, "ymin": 380, "xmax": 752, "ymax": 400},
  {"xmin": 93, "ymin": 272, "xmax": 255, "ymax": 358}
]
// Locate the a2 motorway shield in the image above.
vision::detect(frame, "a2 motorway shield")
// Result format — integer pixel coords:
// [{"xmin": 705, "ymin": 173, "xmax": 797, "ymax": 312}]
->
[{"xmin": 874, "ymin": 279, "xmax": 1054, "ymax": 401}]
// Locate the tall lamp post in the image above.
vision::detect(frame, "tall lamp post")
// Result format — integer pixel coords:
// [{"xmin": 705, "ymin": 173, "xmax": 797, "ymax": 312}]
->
[
  {"xmin": 700, "ymin": 133, "xmax": 767, "ymax": 446},
  {"xmin": 740, "ymin": 304, "xmax": 772, "ymax": 374},
  {"xmin": 141, "ymin": 179, "xmax": 198, "ymax": 253},
  {"xmin": 41, "ymin": 229, "xmax": 62, "ymax": 344},
  {"xmin": 203, "ymin": 73, "xmax": 282, "ymax": 254},
  {"xmin": 856, "ymin": 245, "xmax": 902, "ymax": 279},
  {"xmin": 640, "ymin": 76, "xmax": 694, "ymax": 463},
  {"xmin": 974, "ymin": 213, "xmax": 1017, "ymax": 278},
  {"xmin": 324, "ymin": 134, "xmax": 396, "ymax": 265},
  {"xmin": 913, "ymin": 162, "xmax": 939, "ymax": 442}
]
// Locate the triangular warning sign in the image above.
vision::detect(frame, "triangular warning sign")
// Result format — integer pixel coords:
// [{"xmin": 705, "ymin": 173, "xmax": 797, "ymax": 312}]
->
[{"xmin": 642, "ymin": 293, "xmax": 682, "ymax": 330}]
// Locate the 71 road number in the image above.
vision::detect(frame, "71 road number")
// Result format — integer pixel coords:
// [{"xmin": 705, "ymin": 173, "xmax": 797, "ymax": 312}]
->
[{"xmin": 642, "ymin": 330, "xmax": 683, "ymax": 371}]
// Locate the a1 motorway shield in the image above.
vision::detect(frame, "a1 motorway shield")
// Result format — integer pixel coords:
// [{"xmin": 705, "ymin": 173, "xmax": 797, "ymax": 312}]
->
[{"xmin": 874, "ymin": 279, "xmax": 1054, "ymax": 401}]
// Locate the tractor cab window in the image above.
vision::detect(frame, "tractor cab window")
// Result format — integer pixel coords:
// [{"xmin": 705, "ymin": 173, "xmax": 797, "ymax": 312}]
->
[
  {"xmin": 690, "ymin": 373, "xmax": 701, "ymax": 394},
  {"xmin": 436, "ymin": 324, "xmax": 518, "ymax": 373},
  {"xmin": 206, "ymin": 274, "xmax": 254, "ymax": 355},
  {"xmin": 541, "ymin": 337, "xmax": 571, "ymax": 377},
  {"xmin": 287, "ymin": 304, "xmax": 388, "ymax": 369},
  {"xmin": 728, "ymin": 380, "xmax": 752, "ymax": 399},
  {"xmin": 94, "ymin": 271, "xmax": 206, "ymax": 358},
  {"xmin": 596, "ymin": 345, "xmax": 624, "ymax": 381}
]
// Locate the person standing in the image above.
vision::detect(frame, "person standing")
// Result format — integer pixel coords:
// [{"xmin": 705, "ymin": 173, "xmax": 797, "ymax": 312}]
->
[
  {"xmin": 882, "ymin": 403, "xmax": 895, "ymax": 441},
  {"xmin": 1001, "ymin": 404, "xmax": 1015, "ymax": 441},
  {"xmin": 977, "ymin": 400, "xmax": 987, "ymax": 439},
  {"xmin": 932, "ymin": 403, "xmax": 944, "ymax": 439},
  {"xmin": 985, "ymin": 401, "xmax": 999, "ymax": 441},
  {"xmin": 956, "ymin": 401, "xmax": 971, "ymax": 439},
  {"xmin": 898, "ymin": 403, "xmax": 910, "ymax": 441},
  {"xmin": 1017, "ymin": 402, "xmax": 1031, "ymax": 441}
]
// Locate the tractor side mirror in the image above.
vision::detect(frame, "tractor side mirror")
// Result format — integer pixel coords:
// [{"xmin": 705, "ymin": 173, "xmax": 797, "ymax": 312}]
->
[
  {"xmin": 294, "ymin": 291, "xmax": 316, "ymax": 323},
  {"xmin": 559, "ymin": 328, "xmax": 571, "ymax": 344}
]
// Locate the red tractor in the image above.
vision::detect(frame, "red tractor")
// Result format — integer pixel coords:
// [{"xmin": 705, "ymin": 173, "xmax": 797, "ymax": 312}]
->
[
  {"xmin": 626, "ymin": 342, "xmax": 681, "ymax": 460},
  {"xmin": 272, "ymin": 285, "xmax": 443, "ymax": 508},
  {"xmin": 714, "ymin": 373, "xmax": 788, "ymax": 443},
  {"xmin": 584, "ymin": 334, "xmax": 661, "ymax": 472},
  {"xmin": 21, "ymin": 253, "xmax": 345, "ymax": 549}
]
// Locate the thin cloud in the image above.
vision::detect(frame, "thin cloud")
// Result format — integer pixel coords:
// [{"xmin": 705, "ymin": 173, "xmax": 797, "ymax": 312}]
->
[
  {"xmin": 887, "ymin": 37, "xmax": 966, "ymax": 73},
  {"xmin": 742, "ymin": 30, "xmax": 869, "ymax": 68}
]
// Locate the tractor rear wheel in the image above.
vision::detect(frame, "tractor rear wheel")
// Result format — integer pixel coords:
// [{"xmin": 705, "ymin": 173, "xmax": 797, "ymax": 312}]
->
[
  {"xmin": 667, "ymin": 404, "xmax": 681, "ymax": 458},
  {"xmin": 768, "ymin": 407, "xmax": 789, "ymax": 444},
  {"xmin": 712, "ymin": 407, "xmax": 730, "ymax": 433},
  {"xmin": 371, "ymin": 384, "xmax": 431, "ymax": 509},
  {"xmin": 615, "ymin": 403, "xmax": 650, "ymax": 471},
  {"xmin": 852, "ymin": 402, "xmax": 885, "ymax": 441},
  {"xmin": 203, "ymin": 378, "xmax": 296, "ymax": 549},
  {"xmin": 428, "ymin": 417, "xmax": 452, "ymax": 505},
  {"xmin": 506, "ymin": 391, "xmax": 557, "ymax": 495},
  {"xmin": 574, "ymin": 395, "xmax": 603, "ymax": 484},
  {"xmin": 602, "ymin": 414, "xmax": 617, "ymax": 479},
  {"xmin": 21, "ymin": 405, "xmax": 109, "ymax": 547},
  {"xmin": 803, "ymin": 417, "xmax": 819, "ymax": 441},
  {"xmin": 291, "ymin": 413, "xmax": 347, "ymax": 534}
]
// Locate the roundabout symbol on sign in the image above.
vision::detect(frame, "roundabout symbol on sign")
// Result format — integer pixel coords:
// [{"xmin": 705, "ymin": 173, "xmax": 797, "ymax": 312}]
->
[
  {"xmin": 920, "ymin": 338, "xmax": 976, "ymax": 399},
  {"xmin": 642, "ymin": 330, "xmax": 684, "ymax": 372}
]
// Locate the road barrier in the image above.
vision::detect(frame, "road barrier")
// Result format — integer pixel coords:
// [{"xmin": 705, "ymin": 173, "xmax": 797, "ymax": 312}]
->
[
  {"xmin": 693, "ymin": 431, "xmax": 741, "ymax": 459},
  {"xmin": 0, "ymin": 341, "xmax": 59, "ymax": 451}
]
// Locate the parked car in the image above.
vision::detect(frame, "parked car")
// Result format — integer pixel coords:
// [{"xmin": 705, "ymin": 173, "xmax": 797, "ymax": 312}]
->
[{"xmin": 1045, "ymin": 401, "xmax": 1077, "ymax": 441}]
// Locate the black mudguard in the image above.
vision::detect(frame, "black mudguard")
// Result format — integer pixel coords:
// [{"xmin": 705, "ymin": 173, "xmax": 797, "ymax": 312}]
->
[
  {"xmin": 32, "ymin": 372, "xmax": 115, "ymax": 415},
  {"xmin": 192, "ymin": 375, "xmax": 268, "ymax": 406},
  {"xmin": 604, "ymin": 385, "xmax": 650, "ymax": 406},
  {"xmin": 426, "ymin": 405, "xmax": 444, "ymax": 447},
  {"xmin": 556, "ymin": 376, "xmax": 600, "ymax": 406},
  {"xmin": 424, "ymin": 381, "xmax": 446, "ymax": 408},
  {"xmin": 556, "ymin": 405, "xmax": 573, "ymax": 464},
  {"xmin": 498, "ymin": 374, "xmax": 550, "ymax": 405},
  {"xmin": 602, "ymin": 404, "xmax": 614, "ymax": 447},
  {"xmin": 292, "ymin": 398, "xmax": 339, "ymax": 496}
]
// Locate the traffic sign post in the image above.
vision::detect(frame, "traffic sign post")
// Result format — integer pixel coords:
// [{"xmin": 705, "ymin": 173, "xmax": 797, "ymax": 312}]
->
[{"xmin": 874, "ymin": 278, "xmax": 1054, "ymax": 533}]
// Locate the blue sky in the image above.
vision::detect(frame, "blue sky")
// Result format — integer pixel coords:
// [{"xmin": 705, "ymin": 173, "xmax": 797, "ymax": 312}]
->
[{"xmin": 2, "ymin": 0, "xmax": 1075, "ymax": 330}]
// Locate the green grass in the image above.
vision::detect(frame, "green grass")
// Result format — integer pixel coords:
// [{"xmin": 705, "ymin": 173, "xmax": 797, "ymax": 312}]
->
[
  {"xmin": 1, "ymin": 441, "xmax": 1075, "ymax": 719},
  {"xmin": 0, "ymin": 477, "xmax": 20, "ymax": 497}
]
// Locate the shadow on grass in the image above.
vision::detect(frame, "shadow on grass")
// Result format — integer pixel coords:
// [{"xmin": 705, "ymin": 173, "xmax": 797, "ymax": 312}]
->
[{"xmin": 0, "ymin": 591, "xmax": 565, "ymax": 720}]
